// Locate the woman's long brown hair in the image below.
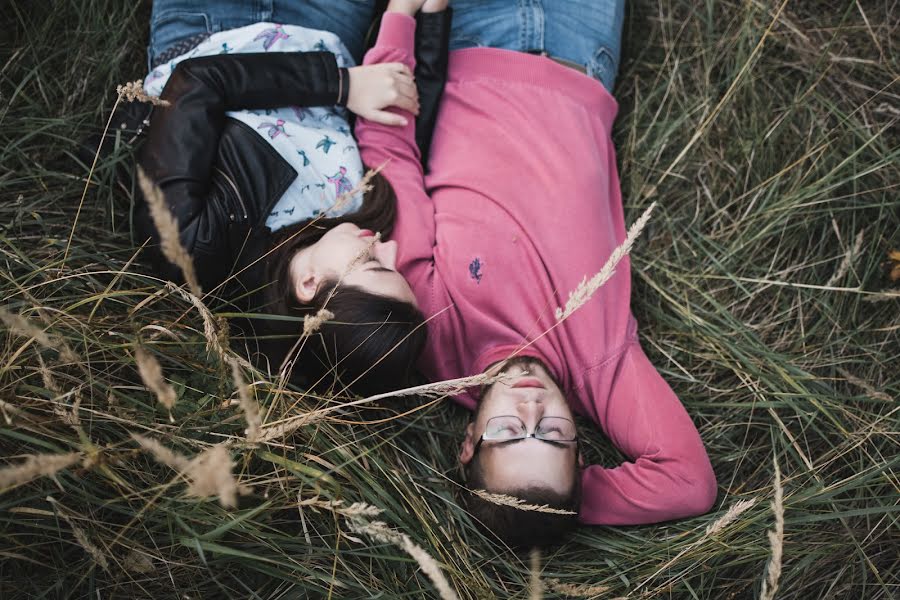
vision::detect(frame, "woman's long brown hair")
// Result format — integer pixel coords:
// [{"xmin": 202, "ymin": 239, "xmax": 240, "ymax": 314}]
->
[{"xmin": 247, "ymin": 169, "xmax": 426, "ymax": 396}]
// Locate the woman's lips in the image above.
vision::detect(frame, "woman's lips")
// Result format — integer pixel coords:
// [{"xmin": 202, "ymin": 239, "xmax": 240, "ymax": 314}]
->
[
  {"xmin": 511, "ymin": 377, "xmax": 545, "ymax": 389},
  {"xmin": 357, "ymin": 229, "xmax": 375, "ymax": 238}
]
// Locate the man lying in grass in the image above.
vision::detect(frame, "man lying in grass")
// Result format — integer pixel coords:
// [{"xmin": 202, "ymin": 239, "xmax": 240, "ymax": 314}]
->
[{"xmin": 357, "ymin": 0, "xmax": 717, "ymax": 547}]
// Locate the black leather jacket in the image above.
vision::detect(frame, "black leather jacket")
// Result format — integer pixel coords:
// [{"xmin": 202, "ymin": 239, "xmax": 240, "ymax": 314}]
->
[{"xmin": 131, "ymin": 11, "xmax": 451, "ymax": 293}]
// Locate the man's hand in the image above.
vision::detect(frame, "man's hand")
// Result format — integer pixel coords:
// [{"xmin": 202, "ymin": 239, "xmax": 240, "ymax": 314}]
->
[
  {"xmin": 421, "ymin": 0, "xmax": 449, "ymax": 12},
  {"xmin": 386, "ymin": 0, "xmax": 428, "ymax": 16},
  {"xmin": 347, "ymin": 63, "xmax": 419, "ymax": 126}
]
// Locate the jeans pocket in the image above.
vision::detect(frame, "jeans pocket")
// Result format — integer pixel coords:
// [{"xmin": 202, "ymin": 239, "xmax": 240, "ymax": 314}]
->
[
  {"xmin": 149, "ymin": 12, "xmax": 211, "ymax": 67},
  {"xmin": 588, "ymin": 46, "xmax": 618, "ymax": 93}
]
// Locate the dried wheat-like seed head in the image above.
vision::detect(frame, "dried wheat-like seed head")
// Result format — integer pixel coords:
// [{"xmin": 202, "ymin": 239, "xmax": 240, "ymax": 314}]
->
[
  {"xmin": 303, "ymin": 308, "xmax": 335, "ymax": 337},
  {"xmin": 555, "ymin": 202, "xmax": 656, "ymax": 322},
  {"xmin": 132, "ymin": 435, "xmax": 250, "ymax": 508},
  {"xmin": 471, "ymin": 489, "xmax": 577, "ymax": 515},
  {"xmin": 123, "ymin": 550, "xmax": 155, "ymax": 574},
  {"xmin": 137, "ymin": 167, "xmax": 202, "ymax": 297},
  {"xmin": 46, "ymin": 497, "xmax": 110, "ymax": 572},
  {"xmin": 116, "ymin": 80, "xmax": 170, "ymax": 106},
  {"xmin": 543, "ymin": 579, "xmax": 610, "ymax": 597},
  {"xmin": 0, "ymin": 307, "xmax": 80, "ymax": 362},
  {"xmin": 134, "ymin": 347, "xmax": 177, "ymax": 410},
  {"xmin": 0, "ymin": 452, "xmax": 81, "ymax": 490},
  {"xmin": 760, "ymin": 458, "xmax": 784, "ymax": 600},
  {"xmin": 229, "ymin": 358, "xmax": 260, "ymax": 442},
  {"xmin": 704, "ymin": 497, "xmax": 759, "ymax": 536},
  {"xmin": 348, "ymin": 519, "xmax": 459, "ymax": 600}
]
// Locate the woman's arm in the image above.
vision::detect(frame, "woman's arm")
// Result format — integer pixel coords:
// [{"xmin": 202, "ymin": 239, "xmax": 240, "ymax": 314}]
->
[
  {"xmin": 414, "ymin": 0, "xmax": 451, "ymax": 167},
  {"xmin": 354, "ymin": 10, "xmax": 437, "ymax": 288},
  {"xmin": 136, "ymin": 51, "xmax": 417, "ymax": 291},
  {"xmin": 578, "ymin": 342, "xmax": 718, "ymax": 525},
  {"xmin": 136, "ymin": 52, "xmax": 345, "ymax": 289}
]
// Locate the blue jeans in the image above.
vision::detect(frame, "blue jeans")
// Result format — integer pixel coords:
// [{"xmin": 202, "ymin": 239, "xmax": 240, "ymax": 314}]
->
[
  {"xmin": 448, "ymin": 0, "xmax": 625, "ymax": 92},
  {"xmin": 148, "ymin": 0, "xmax": 376, "ymax": 69}
]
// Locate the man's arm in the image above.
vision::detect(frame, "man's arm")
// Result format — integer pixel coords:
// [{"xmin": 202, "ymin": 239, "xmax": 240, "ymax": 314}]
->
[
  {"xmin": 578, "ymin": 341, "xmax": 717, "ymax": 525},
  {"xmin": 355, "ymin": 8, "xmax": 437, "ymax": 286}
]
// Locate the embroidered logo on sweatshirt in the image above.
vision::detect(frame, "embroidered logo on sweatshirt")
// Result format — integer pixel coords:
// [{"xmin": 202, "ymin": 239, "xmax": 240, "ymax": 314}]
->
[{"xmin": 469, "ymin": 257, "xmax": 483, "ymax": 284}]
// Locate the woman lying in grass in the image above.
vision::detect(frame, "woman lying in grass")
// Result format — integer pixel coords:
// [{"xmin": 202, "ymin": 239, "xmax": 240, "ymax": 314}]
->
[
  {"xmin": 133, "ymin": 0, "xmax": 451, "ymax": 395},
  {"xmin": 356, "ymin": 0, "xmax": 717, "ymax": 547}
]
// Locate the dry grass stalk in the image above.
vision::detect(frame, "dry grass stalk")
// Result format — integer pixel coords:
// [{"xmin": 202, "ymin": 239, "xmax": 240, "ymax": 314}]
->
[
  {"xmin": 0, "ymin": 307, "xmax": 79, "ymax": 362},
  {"xmin": 134, "ymin": 347, "xmax": 177, "ymax": 410},
  {"xmin": 825, "ymin": 229, "xmax": 864, "ymax": 286},
  {"xmin": 760, "ymin": 458, "xmax": 784, "ymax": 600},
  {"xmin": 137, "ymin": 167, "xmax": 202, "ymax": 297},
  {"xmin": 131, "ymin": 435, "xmax": 249, "ymax": 508},
  {"xmin": 46, "ymin": 497, "xmax": 110, "ymax": 572},
  {"xmin": 543, "ymin": 579, "xmax": 610, "ymax": 597},
  {"xmin": 229, "ymin": 358, "xmax": 260, "ymax": 442},
  {"xmin": 344, "ymin": 231, "xmax": 381, "ymax": 276},
  {"xmin": 0, "ymin": 399, "xmax": 26, "ymax": 425},
  {"xmin": 471, "ymin": 489, "xmax": 577, "ymax": 515},
  {"xmin": 348, "ymin": 519, "xmax": 459, "ymax": 600},
  {"xmin": 529, "ymin": 548, "xmax": 543, "ymax": 600},
  {"xmin": 555, "ymin": 202, "xmax": 656, "ymax": 321},
  {"xmin": 164, "ymin": 283, "xmax": 225, "ymax": 358},
  {"xmin": 704, "ymin": 497, "xmax": 759, "ymax": 536},
  {"xmin": 38, "ymin": 355, "xmax": 82, "ymax": 428},
  {"xmin": 0, "ymin": 453, "xmax": 81, "ymax": 490},
  {"xmin": 256, "ymin": 371, "xmax": 509, "ymax": 442},
  {"xmin": 302, "ymin": 308, "xmax": 335, "ymax": 337},
  {"xmin": 116, "ymin": 80, "xmax": 170, "ymax": 106}
]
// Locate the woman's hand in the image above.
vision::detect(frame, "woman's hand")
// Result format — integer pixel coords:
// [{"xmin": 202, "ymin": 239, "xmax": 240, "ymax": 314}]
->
[
  {"xmin": 347, "ymin": 63, "xmax": 419, "ymax": 126},
  {"xmin": 386, "ymin": 0, "xmax": 428, "ymax": 16}
]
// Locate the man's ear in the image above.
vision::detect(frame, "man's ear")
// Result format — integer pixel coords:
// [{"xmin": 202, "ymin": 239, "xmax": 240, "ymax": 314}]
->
[
  {"xmin": 459, "ymin": 422, "xmax": 476, "ymax": 465},
  {"xmin": 577, "ymin": 450, "xmax": 585, "ymax": 468},
  {"xmin": 293, "ymin": 270, "xmax": 320, "ymax": 304}
]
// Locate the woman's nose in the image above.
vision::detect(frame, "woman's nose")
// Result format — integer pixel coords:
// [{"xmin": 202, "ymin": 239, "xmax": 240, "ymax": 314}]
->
[{"xmin": 374, "ymin": 240, "xmax": 398, "ymax": 270}]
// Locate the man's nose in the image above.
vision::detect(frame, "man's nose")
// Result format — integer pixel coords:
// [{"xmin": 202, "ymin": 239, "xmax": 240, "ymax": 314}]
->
[
  {"xmin": 374, "ymin": 240, "xmax": 398, "ymax": 270},
  {"xmin": 516, "ymin": 395, "xmax": 545, "ymax": 428}
]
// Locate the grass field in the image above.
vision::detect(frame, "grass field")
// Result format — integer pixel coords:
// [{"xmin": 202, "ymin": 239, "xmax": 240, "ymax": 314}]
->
[{"xmin": 1, "ymin": 0, "xmax": 898, "ymax": 598}]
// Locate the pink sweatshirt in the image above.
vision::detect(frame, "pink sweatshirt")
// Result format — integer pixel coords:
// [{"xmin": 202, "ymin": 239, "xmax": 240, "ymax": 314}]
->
[{"xmin": 356, "ymin": 14, "xmax": 717, "ymax": 525}]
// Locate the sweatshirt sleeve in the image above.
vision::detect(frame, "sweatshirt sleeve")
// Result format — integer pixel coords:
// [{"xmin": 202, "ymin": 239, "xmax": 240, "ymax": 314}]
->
[
  {"xmin": 577, "ymin": 341, "xmax": 717, "ymax": 525},
  {"xmin": 354, "ymin": 13, "xmax": 436, "ymax": 288}
]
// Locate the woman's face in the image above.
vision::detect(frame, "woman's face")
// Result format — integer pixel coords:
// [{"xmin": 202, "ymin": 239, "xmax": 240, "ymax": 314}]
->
[{"xmin": 289, "ymin": 222, "xmax": 416, "ymax": 305}]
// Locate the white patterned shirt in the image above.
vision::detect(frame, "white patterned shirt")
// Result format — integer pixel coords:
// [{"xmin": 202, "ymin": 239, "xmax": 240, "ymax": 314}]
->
[{"xmin": 143, "ymin": 22, "xmax": 364, "ymax": 232}]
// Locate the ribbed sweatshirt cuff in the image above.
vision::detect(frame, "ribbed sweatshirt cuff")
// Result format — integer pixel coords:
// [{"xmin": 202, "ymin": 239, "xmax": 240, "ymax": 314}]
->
[{"xmin": 375, "ymin": 12, "xmax": 417, "ymax": 54}]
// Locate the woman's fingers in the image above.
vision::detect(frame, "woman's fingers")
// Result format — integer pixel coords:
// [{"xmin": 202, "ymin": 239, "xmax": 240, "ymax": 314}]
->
[{"xmin": 369, "ymin": 109, "xmax": 408, "ymax": 127}]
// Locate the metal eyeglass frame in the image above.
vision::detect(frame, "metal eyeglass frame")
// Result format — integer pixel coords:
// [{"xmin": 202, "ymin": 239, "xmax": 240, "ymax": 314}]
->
[{"xmin": 472, "ymin": 415, "xmax": 579, "ymax": 455}]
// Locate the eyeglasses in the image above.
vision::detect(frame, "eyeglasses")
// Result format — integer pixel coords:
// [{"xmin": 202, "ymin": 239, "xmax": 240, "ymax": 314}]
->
[{"xmin": 473, "ymin": 415, "xmax": 578, "ymax": 454}]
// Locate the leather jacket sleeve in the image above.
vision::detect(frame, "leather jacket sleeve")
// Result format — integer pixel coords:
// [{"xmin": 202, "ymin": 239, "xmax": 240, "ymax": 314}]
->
[
  {"xmin": 135, "ymin": 52, "xmax": 341, "ymax": 291},
  {"xmin": 414, "ymin": 8, "xmax": 452, "ymax": 169}
]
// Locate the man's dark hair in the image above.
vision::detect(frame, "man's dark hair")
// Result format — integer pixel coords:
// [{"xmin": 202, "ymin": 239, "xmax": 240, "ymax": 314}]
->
[{"xmin": 465, "ymin": 450, "xmax": 581, "ymax": 549}]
